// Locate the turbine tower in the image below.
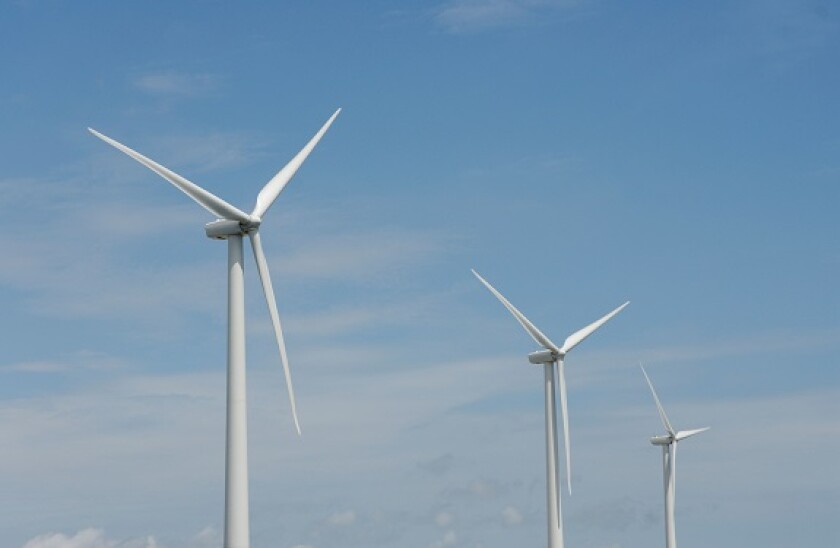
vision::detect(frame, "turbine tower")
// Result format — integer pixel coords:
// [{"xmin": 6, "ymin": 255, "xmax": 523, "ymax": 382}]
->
[
  {"xmin": 90, "ymin": 109, "xmax": 340, "ymax": 548},
  {"xmin": 472, "ymin": 270, "xmax": 628, "ymax": 548},
  {"xmin": 641, "ymin": 365, "xmax": 709, "ymax": 548}
]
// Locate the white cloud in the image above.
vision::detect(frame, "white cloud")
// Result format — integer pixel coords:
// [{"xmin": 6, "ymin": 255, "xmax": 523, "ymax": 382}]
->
[
  {"xmin": 187, "ymin": 528, "xmax": 220, "ymax": 548},
  {"xmin": 428, "ymin": 530, "xmax": 457, "ymax": 548},
  {"xmin": 1, "ymin": 351, "xmax": 126, "ymax": 374},
  {"xmin": 501, "ymin": 505, "xmax": 523, "ymax": 525},
  {"xmin": 2, "ymin": 361, "xmax": 71, "ymax": 373},
  {"xmin": 0, "ymin": 176, "xmax": 222, "ymax": 324},
  {"xmin": 22, "ymin": 527, "xmax": 218, "ymax": 548},
  {"xmin": 469, "ymin": 479, "xmax": 498, "ymax": 498},
  {"xmin": 274, "ymin": 229, "xmax": 451, "ymax": 283},
  {"xmin": 288, "ymin": 299, "xmax": 427, "ymax": 338},
  {"xmin": 327, "ymin": 510, "xmax": 356, "ymax": 527},
  {"xmin": 22, "ymin": 529, "xmax": 160, "ymax": 548},
  {"xmin": 418, "ymin": 454, "xmax": 456, "ymax": 476},
  {"xmin": 0, "ymin": 173, "xmax": 452, "ymax": 330},
  {"xmin": 2, "ymin": 347, "xmax": 837, "ymax": 546},
  {"xmin": 152, "ymin": 131, "xmax": 266, "ymax": 173},
  {"xmin": 435, "ymin": 0, "xmax": 586, "ymax": 33},
  {"xmin": 635, "ymin": 327, "xmax": 840, "ymax": 366},
  {"xmin": 435, "ymin": 511, "xmax": 455, "ymax": 527},
  {"xmin": 738, "ymin": 0, "xmax": 838, "ymax": 58},
  {"xmin": 133, "ymin": 71, "xmax": 216, "ymax": 96}
]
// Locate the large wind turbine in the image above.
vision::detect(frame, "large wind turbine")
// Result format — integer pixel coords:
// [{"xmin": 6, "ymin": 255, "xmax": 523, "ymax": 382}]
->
[
  {"xmin": 641, "ymin": 365, "xmax": 709, "ymax": 548},
  {"xmin": 90, "ymin": 109, "xmax": 340, "ymax": 548},
  {"xmin": 472, "ymin": 270, "xmax": 628, "ymax": 548}
]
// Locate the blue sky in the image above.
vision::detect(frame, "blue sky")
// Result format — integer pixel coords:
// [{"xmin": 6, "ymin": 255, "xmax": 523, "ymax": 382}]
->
[{"xmin": 1, "ymin": 1, "xmax": 838, "ymax": 547}]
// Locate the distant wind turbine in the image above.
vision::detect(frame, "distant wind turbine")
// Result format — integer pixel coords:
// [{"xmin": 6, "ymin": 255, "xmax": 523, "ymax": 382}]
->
[
  {"xmin": 472, "ymin": 269, "xmax": 628, "ymax": 548},
  {"xmin": 90, "ymin": 109, "xmax": 340, "ymax": 548},
  {"xmin": 641, "ymin": 365, "xmax": 709, "ymax": 548}
]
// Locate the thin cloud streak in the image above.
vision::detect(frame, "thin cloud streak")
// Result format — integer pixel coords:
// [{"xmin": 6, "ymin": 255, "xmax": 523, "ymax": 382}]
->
[
  {"xmin": 0, "ymin": 351, "xmax": 126, "ymax": 374},
  {"xmin": 132, "ymin": 71, "xmax": 217, "ymax": 96},
  {"xmin": 435, "ymin": 0, "xmax": 588, "ymax": 33},
  {"xmin": 272, "ymin": 229, "xmax": 454, "ymax": 283}
]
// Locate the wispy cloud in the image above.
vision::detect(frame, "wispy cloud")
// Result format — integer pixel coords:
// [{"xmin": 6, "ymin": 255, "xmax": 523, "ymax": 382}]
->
[
  {"xmin": 435, "ymin": 0, "xmax": 587, "ymax": 33},
  {"xmin": 273, "ymin": 228, "xmax": 454, "ymax": 283},
  {"xmin": 501, "ymin": 505, "xmax": 524, "ymax": 525},
  {"xmin": 87, "ymin": 128, "xmax": 268, "ymax": 177},
  {"xmin": 740, "ymin": 0, "xmax": 838, "ymax": 56},
  {"xmin": 287, "ymin": 296, "xmax": 441, "ymax": 338},
  {"xmin": 428, "ymin": 529, "xmax": 457, "ymax": 547},
  {"xmin": 636, "ymin": 327, "xmax": 840, "ymax": 365},
  {"xmin": 132, "ymin": 71, "xmax": 217, "ymax": 96},
  {"xmin": 418, "ymin": 454, "xmax": 456, "ymax": 476},
  {"xmin": 0, "ymin": 149, "xmax": 453, "ymax": 326},
  {"xmin": 1, "ymin": 351, "xmax": 126, "ymax": 374},
  {"xmin": 153, "ymin": 131, "xmax": 268, "ymax": 173},
  {"xmin": 327, "ymin": 510, "xmax": 357, "ymax": 526},
  {"xmin": 21, "ymin": 527, "xmax": 220, "ymax": 548},
  {"xmin": 22, "ymin": 528, "xmax": 160, "ymax": 548},
  {"xmin": 2, "ymin": 347, "xmax": 837, "ymax": 545},
  {"xmin": 435, "ymin": 511, "xmax": 455, "ymax": 527}
]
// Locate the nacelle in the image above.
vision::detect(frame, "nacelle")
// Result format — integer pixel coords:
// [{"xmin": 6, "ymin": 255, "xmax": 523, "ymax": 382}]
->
[
  {"xmin": 528, "ymin": 349, "xmax": 556, "ymax": 364},
  {"xmin": 650, "ymin": 435, "xmax": 673, "ymax": 446},
  {"xmin": 205, "ymin": 219, "xmax": 260, "ymax": 239}
]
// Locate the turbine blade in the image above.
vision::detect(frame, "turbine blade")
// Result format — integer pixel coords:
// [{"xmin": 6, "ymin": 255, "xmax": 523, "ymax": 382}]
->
[
  {"xmin": 249, "ymin": 230, "xmax": 301, "ymax": 435},
  {"xmin": 675, "ymin": 427, "xmax": 710, "ymax": 441},
  {"xmin": 471, "ymin": 269, "xmax": 561, "ymax": 353},
  {"xmin": 640, "ymin": 364, "xmax": 676, "ymax": 437},
  {"xmin": 557, "ymin": 360, "xmax": 572, "ymax": 495},
  {"xmin": 88, "ymin": 128, "xmax": 251, "ymax": 223},
  {"xmin": 560, "ymin": 301, "xmax": 629, "ymax": 354},
  {"xmin": 252, "ymin": 108, "xmax": 341, "ymax": 219}
]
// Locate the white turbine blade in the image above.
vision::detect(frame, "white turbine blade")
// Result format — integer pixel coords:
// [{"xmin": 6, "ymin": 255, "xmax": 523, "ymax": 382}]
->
[
  {"xmin": 471, "ymin": 269, "xmax": 561, "ymax": 353},
  {"xmin": 557, "ymin": 360, "xmax": 572, "ymax": 495},
  {"xmin": 252, "ymin": 108, "xmax": 341, "ymax": 219},
  {"xmin": 640, "ymin": 364, "xmax": 676, "ymax": 436},
  {"xmin": 560, "ymin": 301, "xmax": 629, "ymax": 354},
  {"xmin": 88, "ymin": 128, "xmax": 251, "ymax": 223},
  {"xmin": 675, "ymin": 427, "xmax": 710, "ymax": 441},
  {"xmin": 249, "ymin": 230, "xmax": 301, "ymax": 435}
]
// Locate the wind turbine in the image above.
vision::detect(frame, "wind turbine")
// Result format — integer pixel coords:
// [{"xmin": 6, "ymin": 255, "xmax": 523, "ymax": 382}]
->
[
  {"xmin": 89, "ymin": 109, "xmax": 340, "ymax": 548},
  {"xmin": 640, "ymin": 365, "xmax": 709, "ymax": 548},
  {"xmin": 472, "ymin": 269, "xmax": 628, "ymax": 548}
]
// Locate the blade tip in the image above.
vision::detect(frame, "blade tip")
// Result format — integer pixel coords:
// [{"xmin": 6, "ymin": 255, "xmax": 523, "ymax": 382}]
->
[{"xmin": 326, "ymin": 108, "xmax": 342, "ymax": 124}]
